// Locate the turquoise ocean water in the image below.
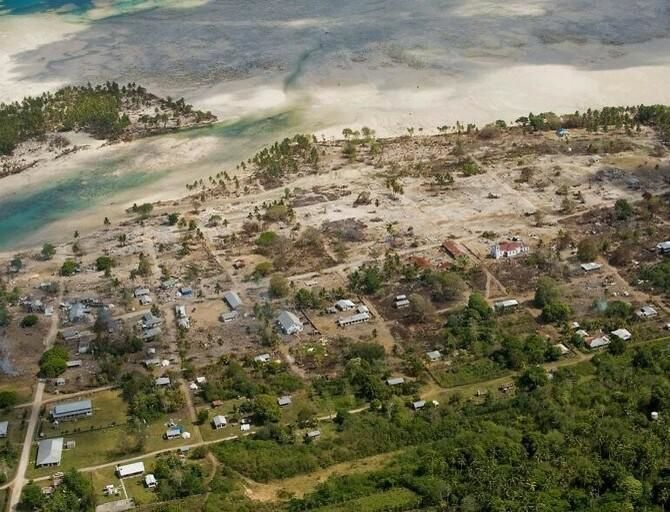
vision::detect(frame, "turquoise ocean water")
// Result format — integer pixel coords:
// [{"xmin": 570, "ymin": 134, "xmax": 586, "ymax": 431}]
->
[{"xmin": 0, "ymin": 108, "xmax": 309, "ymax": 249}]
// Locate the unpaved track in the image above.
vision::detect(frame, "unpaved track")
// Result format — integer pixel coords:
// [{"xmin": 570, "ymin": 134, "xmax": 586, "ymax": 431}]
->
[{"xmin": 7, "ymin": 285, "xmax": 62, "ymax": 509}]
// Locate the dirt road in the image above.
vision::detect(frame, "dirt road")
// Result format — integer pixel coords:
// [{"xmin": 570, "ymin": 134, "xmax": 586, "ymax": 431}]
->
[{"xmin": 7, "ymin": 285, "xmax": 62, "ymax": 510}]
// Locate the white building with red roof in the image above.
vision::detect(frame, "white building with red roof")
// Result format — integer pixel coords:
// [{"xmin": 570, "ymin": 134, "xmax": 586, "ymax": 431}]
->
[{"xmin": 490, "ymin": 240, "xmax": 529, "ymax": 259}]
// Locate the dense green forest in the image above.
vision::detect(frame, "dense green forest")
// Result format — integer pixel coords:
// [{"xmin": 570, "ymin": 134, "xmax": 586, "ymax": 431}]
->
[
  {"xmin": 0, "ymin": 82, "xmax": 214, "ymax": 155},
  {"xmin": 512, "ymin": 105, "xmax": 670, "ymax": 138},
  {"xmin": 207, "ymin": 341, "xmax": 670, "ymax": 511},
  {"xmin": 20, "ymin": 470, "xmax": 95, "ymax": 511}
]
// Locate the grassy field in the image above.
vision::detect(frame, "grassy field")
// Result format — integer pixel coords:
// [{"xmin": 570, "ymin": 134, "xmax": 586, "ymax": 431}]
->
[
  {"xmin": 197, "ymin": 398, "xmax": 247, "ymax": 442},
  {"xmin": 26, "ymin": 405, "xmax": 197, "ymax": 479},
  {"xmin": 89, "ymin": 464, "xmax": 127, "ymax": 505},
  {"xmin": 137, "ymin": 494, "xmax": 207, "ymax": 511},
  {"xmin": 278, "ymin": 390, "xmax": 364, "ymax": 425},
  {"xmin": 0, "ymin": 378, "xmax": 34, "ymax": 405},
  {"xmin": 432, "ymin": 357, "xmax": 509, "ymax": 387},
  {"xmin": 144, "ymin": 406, "xmax": 201, "ymax": 450},
  {"xmin": 196, "ymin": 391, "xmax": 363, "ymax": 442},
  {"xmin": 245, "ymin": 447, "xmax": 400, "ymax": 502},
  {"xmin": 27, "ymin": 428, "xmax": 123, "ymax": 479},
  {"xmin": 39, "ymin": 390, "xmax": 128, "ymax": 438},
  {"xmin": 497, "ymin": 310, "xmax": 539, "ymax": 337},
  {"xmin": 89, "ymin": 456, "xmax": 160, "ymax": 507},
  {"xmin": 0, "ymin": 406, "xmax": 29, "ymax": 481},
  {"xmin": 314, "ymin": 488, "xmax": 419, "ymax": 512},
  {"xmin": 89, "ymin": 452, "xmax": 215, "ymax": 508}
]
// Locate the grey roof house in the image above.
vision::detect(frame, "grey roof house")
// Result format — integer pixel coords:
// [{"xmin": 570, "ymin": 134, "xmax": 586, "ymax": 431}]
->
[
  {"xmin": 212, "ymin": 415, "xmax": 227, "ymax": 429},
  {"xmin": 254, "ymin": 353, "xmax": 271, "ymax": 363},
  {"xmin": 134, "ymin": 288, "xmax": 150, "ymax": 298},
  {"xmin": 277, "ymin": 395, "xmax": 292, "ymax": 407},
  {"xmin": 223, "ymin": 291, "xmax": 242, "ymax": 310},
  {"xmin": 142, "ymin": 312, "xmax": 162, "ymax": 329},
  {"xmin": 0, "ymin": 421, "xmax": 8, "ymax": 438},
  {"xmin": 142, "ymin": 327, "xmax": 162, "ymax": 340},
  {"xmin": 36, "ymin": 438, "xmax": 63, "ymax": 467},
  {"xmin": 68, "ymin": 303, "xmax": 87, "ymax": 323},
  {"xmin": 51, "ymin": 400, "xmax": 92, "ymax": 421},
  {"xmin": 426, "ymin": 350, "xmax": 441, "ymax": 362},
  {"xmin": 277, "ymin": 311, "xmax": 303, "ymax": 335}
]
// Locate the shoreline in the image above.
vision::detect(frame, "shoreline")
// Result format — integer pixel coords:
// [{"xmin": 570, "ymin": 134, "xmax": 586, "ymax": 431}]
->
[
  {"xmin": 0, "ymin": 118, "xmax": 219, "ymax": 182},
  {"xmin": 0, "ymin": 96, "xmax": 667, "ymax": 256},
  {"xmin": 0, "ymin": 108, "xmax": 664, "ymax": 258}
]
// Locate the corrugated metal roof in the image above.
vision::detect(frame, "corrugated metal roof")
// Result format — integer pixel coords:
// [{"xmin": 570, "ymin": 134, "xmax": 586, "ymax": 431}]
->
[
  {"xmin": 277, "ymin": 395, "xmax": 292, "ymax": 406},
  {"xmin": 36, "ymin": 438, "xmax": 63, "ymax": 466},
  {"xmin": 223, "ymin": 291, "xmax": 242, "ymax": 310},
  {"xmin": 52, "ymin": 399, "xmax": 92, "ymax": 417},
  {"xmin": 117, "ymin": 461, "xmax": 145, "ymax": 477},
  {"xmin": 277, "ymin": 311, "xmax": 302, "ymax": 333}
]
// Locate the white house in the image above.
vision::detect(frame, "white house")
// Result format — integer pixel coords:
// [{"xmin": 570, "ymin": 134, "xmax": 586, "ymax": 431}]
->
[
  {"xmin": 657, "ymin": 241, "xmax": 670, "ymax": 254},
  {"xmin": 636, "ymin": 305, "xmax": 658, "ymax": 319},
  {"xmin": 411, "ymin": 400, "xmax": 426, "ymax": 410},
  {"xmin": 36, "ymin": 438, "xmax": 63, "ymax": 467},
  {"xmin": 254, "ymin": 353, "xmax": 271, "ymax": 363},
  {"xmin": 611, "ymin": 328, "xmax": 632, "ymax": 341},
  {"xmin": 337, "ymin": 312, "xmax": 370, "ymax": 327},
  {"xmin": 490, "ymin": 241, "xmax": 529, "ymax": 259},
  {"xmin": 212, "ymin": 415, "xmax": 227, "ymax": 430},
  {"xmin": 117, "ymin": 462, "xmax": 145, "ymax": 478},
  {"xmin": 277, "ymin": 395, "xmax": 292, "ymax": 407},
  {"xmin": 426, "ymin": 350, "xmax": 441, "ymax": 362},
  {"xmin": 586, "ymin": 335, "xmax": 610, "ymax": 349},
  {"xmin": 494, "ymin": 299, "xmax": 519, "ymax": 311},
  {"xmin": 134, "ymin": 288, "xmax": 150, "ymax": 298},
  {"xmin": 335, "ymin": 299, "xmax": 356, "ymax": 311},
  {"xmin": 223, "ymin": 291, "xmax": 243, "ymax": 310},
  {"xmin": 145, "ymin": 474, "xmax": 157, "ymax": 489}
]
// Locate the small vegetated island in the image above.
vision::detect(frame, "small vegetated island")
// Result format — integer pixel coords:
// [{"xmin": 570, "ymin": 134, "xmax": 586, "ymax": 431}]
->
[{"xmin": 0, "ymin": 82, "xmax": 217, "ymax": 177}]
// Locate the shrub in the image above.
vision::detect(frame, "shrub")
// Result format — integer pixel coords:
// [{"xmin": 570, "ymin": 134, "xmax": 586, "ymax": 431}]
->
[
  {"xmin": 577, "ymin": 239, "xmax": 599, "ymax": 262},
  {"xmin": 533, "ymin": 277, "xmax": 560, "ymax": 308},
  {"xmin": 95, "ymin": 256, "xmax": 114, "ymax": 272},
  {"xmin": 39, "ymin": 346, "xmax": 69, "ymax": 377},
  {"xmin": 256, "ymin": 231, "xmax": 278, "ymax": 248},
  {"xmin": 41, "ymin": 243, "xmax": 56, "ymax": 260},
  {"xmin": 614, "ymin": 199, "xmax": 633, "ymax": 220},
  {"xmin": 0, "ymin": 391, "xmax": 18, "ymax": 409},
  {"xmin": 269, "ymin": 274, "xmax": 290, "ymax": 298},
  {"xmin": 60, "ymin": 260, "xmax": 78, "ymax": 276},
  {"xmin": 540, "ymin": 302, "xmax": 571, "ymax": 323},
  {"xmin": 20, "ymin": 314, "xmax": 38, "ymax": 328}
]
